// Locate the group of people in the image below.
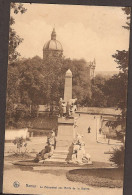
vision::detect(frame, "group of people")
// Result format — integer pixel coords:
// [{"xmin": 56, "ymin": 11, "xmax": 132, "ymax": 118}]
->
[
  {"xmin": 71, "ymin": 133, "xmax": 92, "ymax": 164},
  {"xmin": 58, "ymin": 98, "xmax": 76, "ymax": 118},
  {"xmin": 34, "ymin": 129, "xmax": 56, "ymax": 163}
]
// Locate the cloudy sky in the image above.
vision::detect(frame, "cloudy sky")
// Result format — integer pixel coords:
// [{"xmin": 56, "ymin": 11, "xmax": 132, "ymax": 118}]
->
[{"xmin": 11, "ymin": 3, "xmax": 130, "ymax": 71}]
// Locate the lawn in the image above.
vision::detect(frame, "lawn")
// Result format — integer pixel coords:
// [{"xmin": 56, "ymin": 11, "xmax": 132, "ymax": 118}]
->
[{"xmin": 66, "ymin": 168, "xmax": 123, "ymax": 188}]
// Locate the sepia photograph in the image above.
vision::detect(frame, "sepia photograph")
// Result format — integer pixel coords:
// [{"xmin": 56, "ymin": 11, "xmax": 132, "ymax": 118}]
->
[{"xmin": 3, "ymin": 3, "xmax": 131, "ymax": 195}]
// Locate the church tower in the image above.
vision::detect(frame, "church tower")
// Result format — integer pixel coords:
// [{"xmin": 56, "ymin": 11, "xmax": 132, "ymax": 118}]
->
[
  {"xmin": 85, "ymin": 59, "xmax": 96, "ymax": 83},
  {"xmin": 89, "ymin": 58, "xmax": 96, "ymax": 79}
]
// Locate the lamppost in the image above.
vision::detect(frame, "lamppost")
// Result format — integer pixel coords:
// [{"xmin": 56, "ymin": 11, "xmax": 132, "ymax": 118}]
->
[{"xmin": 96, "ymin": 116, "xmax": 98, "ymax": 142}]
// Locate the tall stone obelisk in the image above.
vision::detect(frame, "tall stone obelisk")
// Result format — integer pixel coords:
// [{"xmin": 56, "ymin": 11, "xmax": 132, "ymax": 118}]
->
[
  {"xmin": 46, "ymin": 69, "xmax": 75, "ymax": 163},
  {"xmin": 64, "ymin": 69, "xmax": 72, "ymax": 102}
]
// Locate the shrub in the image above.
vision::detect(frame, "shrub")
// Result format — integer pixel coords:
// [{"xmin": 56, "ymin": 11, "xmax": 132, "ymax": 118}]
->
[
  {"xmin": 13, "ymin": 137, "xmax": 27, "ymax": 154},
  {"xmin": 109, "ymin": 146, "xmax": 125, "ymax": 167}
]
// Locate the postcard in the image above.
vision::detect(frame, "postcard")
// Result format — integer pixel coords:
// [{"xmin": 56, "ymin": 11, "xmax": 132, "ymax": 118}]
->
[{"xmin": 3, "ymin": 3, "xmax": 130, "ymax": 195}]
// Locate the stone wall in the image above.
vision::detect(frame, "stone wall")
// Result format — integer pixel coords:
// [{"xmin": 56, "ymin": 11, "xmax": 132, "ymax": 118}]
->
[{"xmin": 5, "ymin": 128, "xmax": 28, "ymax": 141}]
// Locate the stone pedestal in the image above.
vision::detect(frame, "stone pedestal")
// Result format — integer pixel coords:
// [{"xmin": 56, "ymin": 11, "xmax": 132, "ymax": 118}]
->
[
  {"xmin": 46, "ymin": 117, "xmax": 75, "ymax": 162},
  {"xmin": 56, "ymin": 117, "xmax": 75, "ymax": 148}
]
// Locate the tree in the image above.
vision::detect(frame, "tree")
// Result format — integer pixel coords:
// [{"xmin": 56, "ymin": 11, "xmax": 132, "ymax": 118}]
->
[
  {"xmin": 108, "ymin": 7, "xmax": 130, "ymax": 166},
  {"xmin": 6, "ymin": 3, "xmax": 27, "ymax": 127},
  {"xmin": 90, "ymin": 75, "xmax": 107, "ymax": 107},
  {"xmin": 18, "ymin": 56, "xmax": 44, "ymax": 105},
  {"xmin": 122, "ymin": 7, "xmax": 131, "ymax": 30},
  {"xmin": 97, "ymin": 8, "xmax": 130, "ymax": 130},
  {"xmin": 106, "ymin": 7, "xmax": 130, "ymax": 132},
  {"xmin": 43, "ymin": 55, "xmax": 64, "ymax": 107},
  {"xmin": 42, "ymin": 57, "xmax": 92, "ymax": 107},
  {"xmin": 9, "ymin": 3, "xmax": 27, "ymax": 64}
]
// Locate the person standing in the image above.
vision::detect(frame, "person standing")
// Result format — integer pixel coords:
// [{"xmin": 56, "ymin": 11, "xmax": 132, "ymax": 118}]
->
[
  {"xmin": 88, "ymin": 126, "xmax": 91, "ymax": 133},
  {"xmin": 99, "ymin": 128, "xmax": 102, "ymax": 134}
]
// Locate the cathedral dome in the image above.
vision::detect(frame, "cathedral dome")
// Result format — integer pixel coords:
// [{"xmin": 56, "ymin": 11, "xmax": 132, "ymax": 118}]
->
[
  {"xmin": 44, "ymin": 40, "xmax": 63, "ymax": 51},
  {"xmin": 43, "ymin": 28, "xmax": 63, "ymax": 51}
]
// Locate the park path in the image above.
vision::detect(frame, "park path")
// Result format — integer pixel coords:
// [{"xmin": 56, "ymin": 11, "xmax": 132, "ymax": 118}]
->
[{"xmin": 74, "ymin": 113, "xmax": 115, "ymax": 163}]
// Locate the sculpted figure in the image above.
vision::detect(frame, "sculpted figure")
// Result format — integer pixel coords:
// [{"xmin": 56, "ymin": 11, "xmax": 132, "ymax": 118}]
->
[{"xmin": 71, "ymin": 133, "xmax": 92, "ymax": 164}]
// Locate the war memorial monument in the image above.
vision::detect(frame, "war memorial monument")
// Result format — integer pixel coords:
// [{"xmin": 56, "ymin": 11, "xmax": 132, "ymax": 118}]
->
[{"xmin": 3, "ymin": 5, "xmax": 129, "ymax": 194}]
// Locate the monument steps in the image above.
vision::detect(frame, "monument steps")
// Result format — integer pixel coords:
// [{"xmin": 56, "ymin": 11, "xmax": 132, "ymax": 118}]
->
[
  {"xmin": 45, "ymin": 158, "xmax": 66, "ymax": 162},
  {"xmin": 52, "ymin": 153, "xmax": 67, "ymax": 157},
  {"xmin": 53, "ymin": 150, "xmax": 68, "ymax": 153},
  {"xmin": 51, "ymin": 154, "xmax": 67, "ymax": 158},
  {"xmin": 50, "ymin": 157, "xmax": 67, "ymax": 160},
  {"xmin": 45, "ymin": 148, "xmax": 70, "ymax": 162},
  {"xmin": 54, "ymin": 152, "xmax": 68, "ymax": 154}
]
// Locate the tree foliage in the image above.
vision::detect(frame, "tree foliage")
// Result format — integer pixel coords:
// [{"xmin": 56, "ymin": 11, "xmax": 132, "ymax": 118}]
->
[
  {"xmin": 122, "ymin": 7, "xmax": 131, "ymax": 30},
  {"xmin": 9, "ymin": 3, "xmax": 27, "ymax": 64},
  {"xmin": 106, "ymin": 7, "xmax": 130, "ymax": 131},
  {"xmin": 90, "ymin": 75, "xmax": 107, "ymax": 107},
  {"xmin": 6, "ymin": 3, "xmax": 27, "ymax": 127},
  {"xmin": 110, "ymin": 146, "xmax": 125, "ymax": 167},
  {"xmin": 6, "ymin": 55, "xmax": 92, "ymax": 126},
  {"xmin": 108, "ymin": 7, "xmax": 130, "ymax": 166},
  {"xmin": 43, "ymin": 56, "xmax": 64, "ymax": 105}
]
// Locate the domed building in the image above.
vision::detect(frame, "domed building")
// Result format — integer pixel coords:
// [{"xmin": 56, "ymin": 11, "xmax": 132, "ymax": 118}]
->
[
  {"xmin": 43, "ymin": 28, "xmax": 63, "ymax": 59},
  {"xmin": 43, "ymin": 28, "xmax": 96, "ymax": 80}
]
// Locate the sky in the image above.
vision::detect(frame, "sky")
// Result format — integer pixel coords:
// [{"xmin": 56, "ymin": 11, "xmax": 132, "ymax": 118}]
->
[{"xmin": 11, "ymin": 3, "xmax": 130, "ymax": 71}]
